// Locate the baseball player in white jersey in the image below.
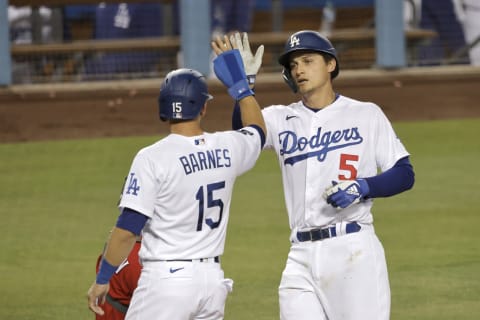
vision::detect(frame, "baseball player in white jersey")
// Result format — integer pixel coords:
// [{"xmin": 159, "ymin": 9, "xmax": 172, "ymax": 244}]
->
[
  {"xmin": 87, "ymin": 36, "xmax": 266, "ymax": 320},
  {"xmin": 230, "ymin": 31, "xmax": 415, "ymax": 319}
]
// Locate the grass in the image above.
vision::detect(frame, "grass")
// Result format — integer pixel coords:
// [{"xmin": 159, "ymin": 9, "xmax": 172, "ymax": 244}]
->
[
  {"xmin": 375, "ymin": 119, "xmax": 480, "ymax": 320},
  {"xmin": 0, "ymin": 118, "xmax": 479, "ymax": 319}
]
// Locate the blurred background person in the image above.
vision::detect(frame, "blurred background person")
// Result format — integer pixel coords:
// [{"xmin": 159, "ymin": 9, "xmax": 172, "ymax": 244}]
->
[
  {"xmin": 418, "ymin": 0, "xmax": 469, "ymax": 65},
  {"xmin": 211, "ymin": 0, "xmax": 255, "ymax": 38},
  {"xmin": 404, "ymin": 0, "xmax": 421, "ymax": 29},
  {"xmin": 8, "ymin": 5, "xmax": 54, "ymax": 83},
  {"xmin": 455, "ymin": 0, "xmax": 480, "ymax": 65},
  {"xmin": 205, "ymin": 0, "xmax": 255, "ymax": 78},
  {"xmin": 84, "ymin": 2, "xmax": 164, "ymax": 78}
]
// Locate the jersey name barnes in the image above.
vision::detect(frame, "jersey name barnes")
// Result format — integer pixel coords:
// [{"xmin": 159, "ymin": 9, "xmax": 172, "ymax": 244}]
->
[
  {"xmin": 279, "ymin": 126, "xmax": 363, "ymax": 165},
  {"xmin": 179, "ymin": 148, "xmax": 231, "ymax": 175}
]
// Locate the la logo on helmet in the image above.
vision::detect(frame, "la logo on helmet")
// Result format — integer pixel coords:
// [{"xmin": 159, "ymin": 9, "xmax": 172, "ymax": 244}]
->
[{"xmin": 289, "ymin": 35, "xmax": 300, "ymax": 48}]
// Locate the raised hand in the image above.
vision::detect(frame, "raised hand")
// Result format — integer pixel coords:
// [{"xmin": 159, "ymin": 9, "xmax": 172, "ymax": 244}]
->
[
  {"xmin": 230, "ymin": 32, "xmax": 264, "ymax": 82},
  {"xmin": 211, "ymin": 36, "xmax": 254, "ymax": 101}
]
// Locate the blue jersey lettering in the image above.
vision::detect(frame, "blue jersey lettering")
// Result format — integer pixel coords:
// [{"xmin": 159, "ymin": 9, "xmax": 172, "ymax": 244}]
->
[
  {"xmin": 279, "ymin": 127, "xmax": 363, "ymax": 165},
  {"xmin": 126, "ymin": 172, "xmax": 140, "ymax": 195},
  {"xmin": 179, "ymin": 149, "xmax": 232, "ymax": 175}
]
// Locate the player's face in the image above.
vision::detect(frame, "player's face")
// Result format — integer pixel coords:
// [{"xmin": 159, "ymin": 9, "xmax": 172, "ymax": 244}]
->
[{"xmin": 288, "ymin": 51, "xmax": 334, "ymax": 94}]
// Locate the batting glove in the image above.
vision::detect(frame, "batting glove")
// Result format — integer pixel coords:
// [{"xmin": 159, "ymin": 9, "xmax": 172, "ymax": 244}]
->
[
  {"xmin": 213, "ymin": 49, "xmax": 254, "ymax": 101},
  {"xmin": 323, "ymin": 179, "xmax": 370, "ymax": 209},
  {"xmin": 230, "ymin": 32, "xmax": 264, "ymax": 86}
]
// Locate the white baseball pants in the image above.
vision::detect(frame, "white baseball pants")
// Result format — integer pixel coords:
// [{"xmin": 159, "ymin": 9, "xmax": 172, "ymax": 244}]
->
[
  {"xmin": 126, "ymin": 259, "xmax": 233, "ymax": 320},
  {"xmin": 279, "ymin": 226, "xmax": 390, "ymax": 320}
]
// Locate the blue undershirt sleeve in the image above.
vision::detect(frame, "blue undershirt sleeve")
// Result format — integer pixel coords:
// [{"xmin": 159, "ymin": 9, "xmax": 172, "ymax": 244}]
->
[
  {"xmin": 116, "ymin": 207, "xmax": 148, "ymax": 235},
  {"xmin": 246, "ymin": 124, "xmax": 266, "ymax": 149},
  {"xmin": 233, "ymin": 91, "xmax": 265, "ymax": 147},
  {"xmin": 232, "ymin": 101, "xmax": 243, "ymax": 130},
  {"xmin": 364, "ymin": 156, "xmax": 415, "ymax": 198}
]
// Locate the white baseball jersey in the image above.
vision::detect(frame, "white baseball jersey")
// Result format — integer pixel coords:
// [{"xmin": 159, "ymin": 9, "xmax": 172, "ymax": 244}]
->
[
  {"xmin": 265, "ymin": 95, "xmax": 410, "ymax": 320},
  {"xmin": 262, "ymin": 95, "xmax": 409, "ymax": 239},
  {"xmin": 119, "ymin": 127, "xmax": 262, "ymax": 262}
]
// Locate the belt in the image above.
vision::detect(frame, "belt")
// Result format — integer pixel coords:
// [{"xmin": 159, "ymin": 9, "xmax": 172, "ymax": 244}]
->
[
  {"xmin": 106, "ymin": 293, "xmax": 129, "ymax": 314},
  {"xmin": 166, "ymin": 256, "xmax": 220, "ymax": 263},
  {"xmin": 297, "ymin": 222, "xmax": 361, "ymax": 242}
]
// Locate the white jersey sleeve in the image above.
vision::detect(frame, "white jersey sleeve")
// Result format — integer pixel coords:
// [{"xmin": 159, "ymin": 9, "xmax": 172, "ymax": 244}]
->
[
  {"xmin": 119, "ymin": 150, "xmax": 157, "ymax": 216},
  {"xmin": 372, "ymin": 106, "xmax": 410, "ymax": 171},
  {"xmin": 118, "ymin": 126, "xmax": 262, "ymax": 261}
]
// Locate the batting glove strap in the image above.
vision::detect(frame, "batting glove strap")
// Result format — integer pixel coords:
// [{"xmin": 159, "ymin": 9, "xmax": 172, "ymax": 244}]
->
[
  {"xmin": 96, "ymin": 258, "xmax": 118, "ymax": 285},
  {"xmin": 227, "ymin": 79, "xmax": 254, "ymax": 101},
  {"xmin": 356, "ymin": 179, "xmax": 370, "ymax": 199},
  {"xmin": 247, "ymin": 75, "xmax": 256, "ymax": 86}
]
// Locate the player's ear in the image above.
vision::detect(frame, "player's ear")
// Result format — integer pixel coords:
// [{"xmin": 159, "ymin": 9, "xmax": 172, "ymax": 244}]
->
[
  {"xmin": 327, "ymin": 58, "xmax": 336, "ymax": 74},
  {"xmin": 200, "ymin": 104, "xmax": 207, "ymax": 117}
]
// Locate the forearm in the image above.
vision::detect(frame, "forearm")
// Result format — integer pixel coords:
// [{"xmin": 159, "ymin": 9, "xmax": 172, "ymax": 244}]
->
[
  {"xmin": 102, "ymin": 227, "xmax": 137, "ymax": 266},
  {"xmin": 238, "ymin": 96, "xmax": 266, "ymax": 134}
]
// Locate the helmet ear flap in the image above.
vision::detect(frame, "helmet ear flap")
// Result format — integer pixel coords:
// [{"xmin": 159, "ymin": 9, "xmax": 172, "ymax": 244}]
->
[{"xmin": 282, "ymin": 68, "xmax": 298, "ymax": 93}]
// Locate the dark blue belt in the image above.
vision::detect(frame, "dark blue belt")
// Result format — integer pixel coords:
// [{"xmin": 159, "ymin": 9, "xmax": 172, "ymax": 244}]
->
[
  {"xmin": 167, "ymin": 256, "xmax": 220, "ymax": 263},
  {"xmin": 297, "ymin": 222, "xmax": 361, "ymax": 242},
  {"xmin": 106, "ymin": 293, "xmax": 129, "ymax": 314}
]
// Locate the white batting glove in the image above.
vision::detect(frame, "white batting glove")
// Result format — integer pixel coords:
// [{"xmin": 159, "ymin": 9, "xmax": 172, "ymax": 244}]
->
[
  {"xmin": 323, "ymin": 180, "xmax": 370, "ymax": 209},
  {"xmin": 230, "ymin": 32, "xmax": 264, "ymax": 85}
]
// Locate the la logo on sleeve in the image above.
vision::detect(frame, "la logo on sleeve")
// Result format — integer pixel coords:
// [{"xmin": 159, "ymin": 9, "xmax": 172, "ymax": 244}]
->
[{"xmin": 126, "ymin": 172, "xmax": 140, "ymax": 196}]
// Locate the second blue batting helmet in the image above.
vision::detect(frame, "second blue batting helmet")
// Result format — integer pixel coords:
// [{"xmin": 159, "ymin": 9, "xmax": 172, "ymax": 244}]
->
[
  {"xmin": 278, "ymin": 30, "xmax": 339, "ymax": 80},
  {"xmin": 158, "ymin": 68, "xmax": 213, "ymax": 121}
]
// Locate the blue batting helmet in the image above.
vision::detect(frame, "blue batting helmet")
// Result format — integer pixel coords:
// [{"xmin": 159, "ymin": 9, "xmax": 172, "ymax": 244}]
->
[
  {"xmin": 278, "ymin": 30, "xmax": 339, "ymax": 80},
  {"xmin": 158, "ymin": 68, "xmax": 213, "ymax": 121}
]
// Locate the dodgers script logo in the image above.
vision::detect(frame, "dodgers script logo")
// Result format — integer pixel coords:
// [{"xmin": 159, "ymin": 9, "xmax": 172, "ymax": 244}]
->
[{"xmin": 279, "ymin": 127, "xmax": 363, "ymax": 165}]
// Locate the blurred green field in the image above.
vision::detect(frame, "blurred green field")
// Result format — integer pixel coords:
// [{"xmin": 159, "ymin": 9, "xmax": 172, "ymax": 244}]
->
[{"xmin": 1, "ymin": 118, "xmax": 479, "ymax": 319}]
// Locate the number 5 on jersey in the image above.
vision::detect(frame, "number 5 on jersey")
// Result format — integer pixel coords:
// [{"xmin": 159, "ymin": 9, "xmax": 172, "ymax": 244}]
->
[{"xmin": 339, "ymin": 154, "xmax": 358, "ymax": 180}]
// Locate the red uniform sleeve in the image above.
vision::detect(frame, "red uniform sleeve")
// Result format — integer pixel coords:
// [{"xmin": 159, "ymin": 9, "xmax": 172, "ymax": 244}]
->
[
  {"xmin": 108, "ymin": 242, "xmax": 142, "ymax": 305},
  {"xmin": 95, "ymin": 241, "xmax": 142, "ymax": 320}
]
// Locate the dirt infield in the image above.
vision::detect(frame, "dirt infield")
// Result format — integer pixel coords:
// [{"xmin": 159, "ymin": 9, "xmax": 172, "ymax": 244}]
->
[{"xmin": 1, "ymin": 65, "xmax": 479, "ymax": 143}]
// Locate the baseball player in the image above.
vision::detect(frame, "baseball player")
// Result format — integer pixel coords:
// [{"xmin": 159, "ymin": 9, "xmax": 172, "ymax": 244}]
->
[
  {"xmin": 86, "ymin": 36, "xmax": 266, "ymax": 320},
  {"xmin": 94, "ymin": 237, "xmax": 142, "ymax": 320},
  {"xmin": 230, "ymin": 31, "xmax": 415, "ymax": 319},
  {"xmin": 85, "ymin": 3, "xmax": 164, "ymax": 75}
]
